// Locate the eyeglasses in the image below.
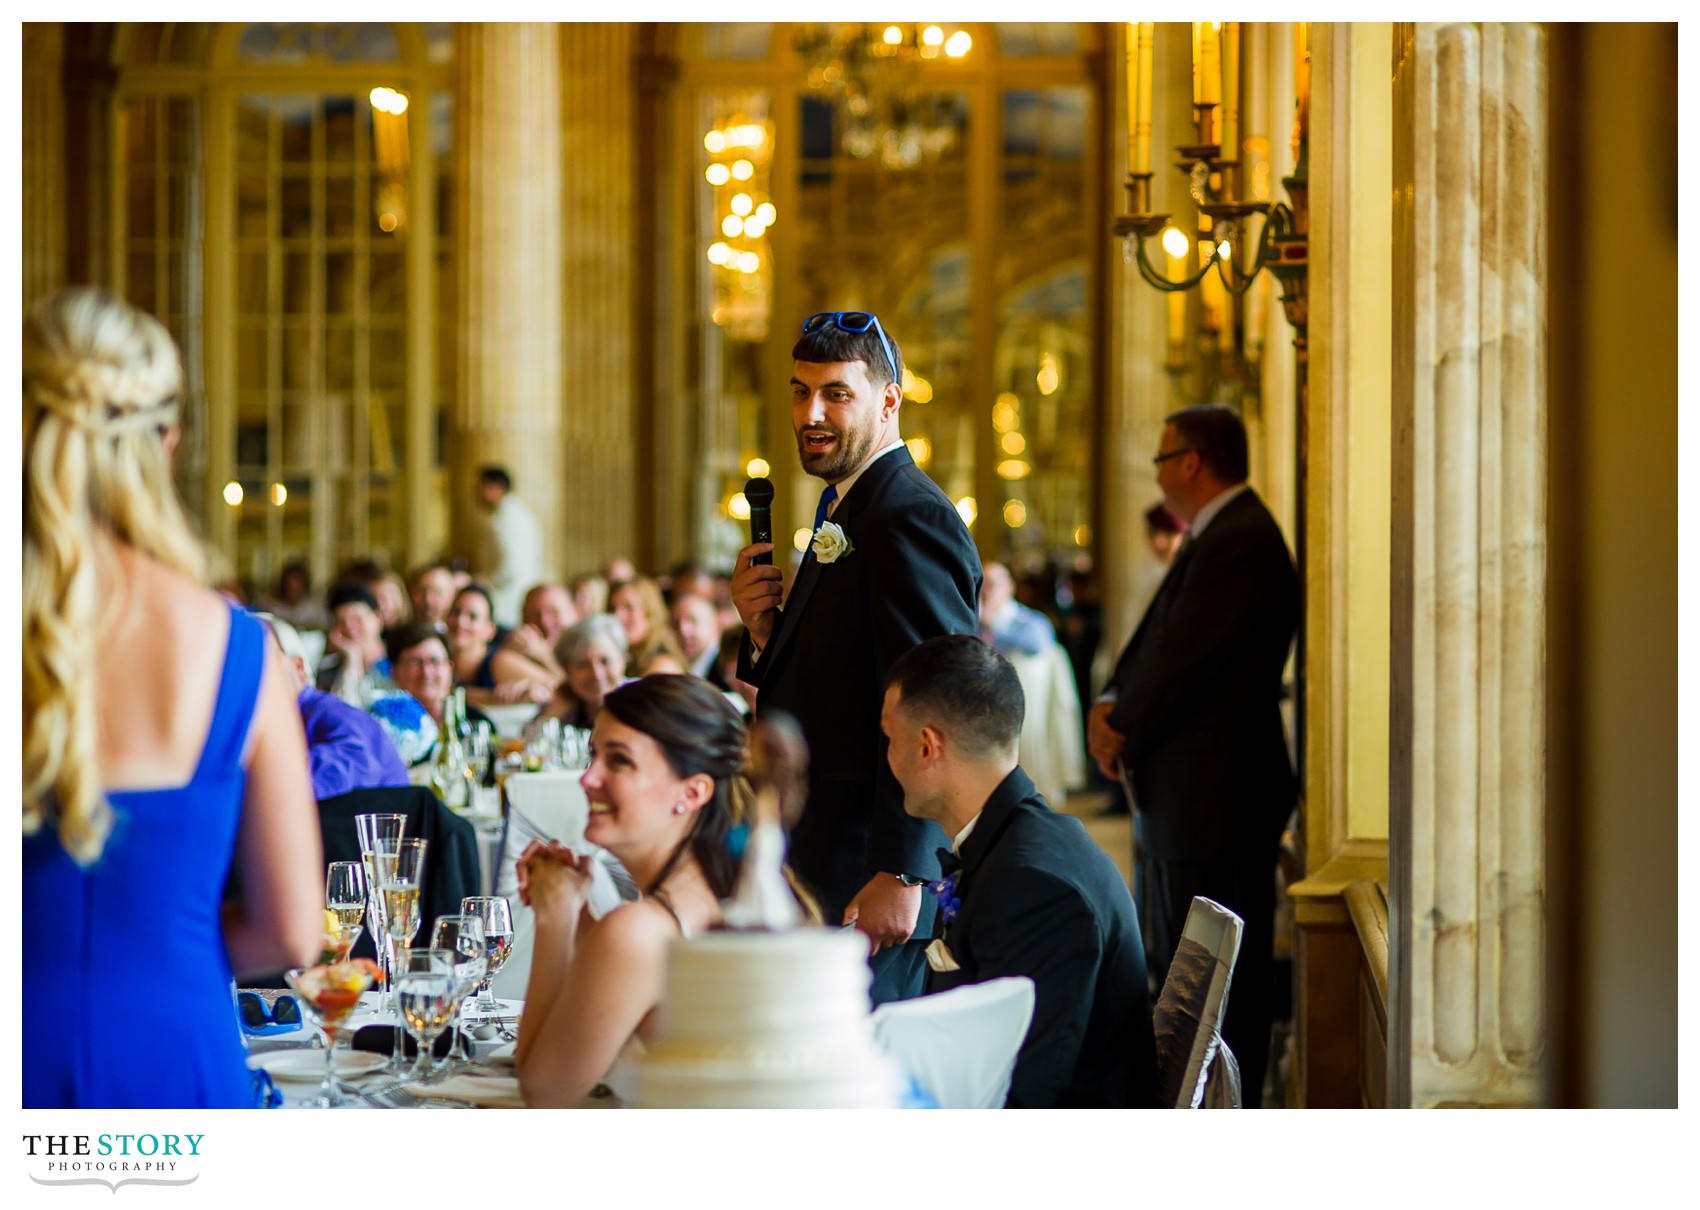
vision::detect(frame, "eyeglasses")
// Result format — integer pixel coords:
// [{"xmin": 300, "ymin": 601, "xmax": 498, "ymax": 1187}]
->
[
  {"xmin": 237, "ymin": 991, "xmax": 303, "ymax": 1037},
  {"xmin": 1151, "ymin": 447, "xmax": 1197, "ymax": 465},
  {"xmin": 801, "ymin": 312, "xmax": 900, "ymax": 389}
]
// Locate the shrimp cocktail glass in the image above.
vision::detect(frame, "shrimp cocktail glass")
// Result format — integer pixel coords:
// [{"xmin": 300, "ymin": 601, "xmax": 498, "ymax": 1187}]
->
[{"xmin": 283, "ymin": 958, "xmax": 381, "ymax": 1107}]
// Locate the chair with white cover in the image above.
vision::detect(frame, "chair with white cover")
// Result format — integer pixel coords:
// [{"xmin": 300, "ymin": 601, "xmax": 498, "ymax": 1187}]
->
[
  {"xmin": 870, "ymin": 977, "xmax": 1036, "ymax": 1108},
  {"xmin": 1152, "ymin": 896, "xmax": 1244, "ymax": 1108}
]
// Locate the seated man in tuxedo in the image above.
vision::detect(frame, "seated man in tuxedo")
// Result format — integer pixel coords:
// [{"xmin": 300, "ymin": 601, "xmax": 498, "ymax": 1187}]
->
[{"xmin": 881, "ymin": 635, "xmax": 1157, "ymax": 1108}]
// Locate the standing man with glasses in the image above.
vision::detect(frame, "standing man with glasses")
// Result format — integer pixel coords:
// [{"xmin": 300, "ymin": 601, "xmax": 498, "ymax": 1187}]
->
[
  {"xmin": 1087, "ymin": 403, "xmax": 1297, "ymax": 1104},
  {"xmin": 731, "ymin": 311, "xmax": 981, "ymax": 1004}
]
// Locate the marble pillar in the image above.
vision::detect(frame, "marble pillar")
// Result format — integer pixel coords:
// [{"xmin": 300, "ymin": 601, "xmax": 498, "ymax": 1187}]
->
[
  {"xmin": 558, "ymin": 23, "xmax": 639, "ymax": 575},
  {"xmin": 23, "ymin": 23, "xmax": 66, "ymax": 310},
  {"xmin": 453, "ymin": 24, "xmax": 564, "ymax": 577},
  {"xmin": 1389, "ymin": 22, "xmax": 1547, "ymax": 1107}
]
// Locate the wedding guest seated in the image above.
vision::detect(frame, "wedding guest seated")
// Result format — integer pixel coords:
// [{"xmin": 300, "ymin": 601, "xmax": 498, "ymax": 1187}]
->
[
  {"xmin": 406, "ymin": 561, "xmax": 459, "ymax": 630},
  {"xmin": 671, "ymin": 589, "xmax": 726, "ymax": 685},
  {"xmin": 446, "ymin": 584, "xmax": 554, "ymax": 706},
  {"xmin": 315, "ymin": 582, "xmax": 396, "ymax": 707},
  {"xmin": 635, "ymin": 647, "xmax": 688, "ymax": 676},
  {"xmin": 513, "ymin": 676, "xmax": 812, "ymax": 1107},
  {"xmin": 502, "ymin": 582, "xmax": 578, "ymax": 681},
  {"xmin": 531, "ymin": 614, "xmax": 629, "ymax": 730},
  {"xmin": 882, "ymin": 635, "xmax": 1158, "ymax": 1108},
  {"xmin": 568, "ymin": 571, "xmax": 609, "ymax": 620},
  {"xmin": 384, "ymin": 622, "xmax": 494, "ymax": 757},
  {"xmin": 609, "ymin": 575, "xmax": 685, "ymax": 677},
  {"xmin": 259, "ymin": 559, "xmax": 326, "ymax": 632},
  {"xmin": 259, "ymin": 613, "xmax": 408, "ymax": 799},
  {"xmin": 338, "ymin": 557, "xmax": 410, "ymax": 629}
]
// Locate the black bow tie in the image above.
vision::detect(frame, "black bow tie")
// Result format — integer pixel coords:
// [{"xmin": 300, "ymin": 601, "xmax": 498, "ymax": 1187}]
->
[{"xmin": 936, "ymin": 847, "xmax": 961, "ymax": 878}]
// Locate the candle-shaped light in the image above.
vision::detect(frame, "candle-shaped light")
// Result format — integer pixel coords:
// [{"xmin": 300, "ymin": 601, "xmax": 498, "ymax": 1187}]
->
[
  {"xmin": 1293, "ymin": 22, "xmax": 1312, "ymax": 161},
  {"xmin": 1134, "ymin": 23, "xmax": 1155, "ymax": 175},
  {"xmin": 1197, "ymin": 22, "xmax": 1221, "ymax": 108},
  {"xmin": 1220, "ymin": 22, "xmax": 1241, "ymax": 163},
  {"xmin": 1192, "ymin": 22, "xmax": 1204, "ymax": 107}
]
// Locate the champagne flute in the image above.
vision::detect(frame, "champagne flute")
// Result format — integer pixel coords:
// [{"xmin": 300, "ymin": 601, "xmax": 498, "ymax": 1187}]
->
[
  {"xmin": 323, "ymin": 862, "xmax": 366, "ymax": 964},
  {"xmin": 354, "ymin": 813, "xmax": 407, "ymax": 1003},
  {"xmin": 393, "ymin": 947, "xmax": 456, "ymax": 1083},
  {"xmin": 460, "ymin": 896, "xmax": 515, "ymax": 1015},
  {"xmin": 429, "ymin": 914, "xmax": 487, "ymax": 1075},
  {"xmin": 376, "ymin": 838, "xmax": 428, "ymax": 1072}
]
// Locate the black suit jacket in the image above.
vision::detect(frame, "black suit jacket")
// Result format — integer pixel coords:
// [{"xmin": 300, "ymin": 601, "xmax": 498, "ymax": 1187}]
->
[
  {"xmin": 738, "ymin": 447, "xmax": 981, "ymax": 926},
  {"xmin": 1107, "ymin": 487, "xmax": 1297, "ymax": 863},
  {"xmin": 925, "ymin": 767, "xmax": 1158, "ymax": 1108}
]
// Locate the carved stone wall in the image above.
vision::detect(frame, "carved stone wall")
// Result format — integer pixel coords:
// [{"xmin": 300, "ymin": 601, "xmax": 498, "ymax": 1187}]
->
[{"xmin": 1389, "ymin": 22, "xmax": 1546, "ymax": 1107}]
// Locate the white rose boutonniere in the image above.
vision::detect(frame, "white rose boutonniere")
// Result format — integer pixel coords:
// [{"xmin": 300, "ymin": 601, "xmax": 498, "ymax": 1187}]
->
[{"xmin": 811, "ymin": 520, "xmax": 854, "ymax": 564}]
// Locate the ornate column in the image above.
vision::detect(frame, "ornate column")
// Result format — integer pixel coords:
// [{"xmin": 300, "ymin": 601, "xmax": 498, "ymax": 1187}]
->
[
  {"xmin": 453, "ymin": 23, "xmax": 564, "ymax": 576},
  {"xmin": 1389, "ymin": 22, "xmax": 1547, "ymax": 1107},
  {"xmin": 558, "ymin": 23, "xmax": 639, "ymax": 575},
  {"xmin": 23, "ymin": 22, "xmax": 66, "ymax": 309}
]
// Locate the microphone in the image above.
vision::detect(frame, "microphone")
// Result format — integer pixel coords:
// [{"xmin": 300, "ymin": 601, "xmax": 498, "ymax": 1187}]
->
[{"xmin": 743, "ymin": 477, "xmax": 775, "ymax": 566}]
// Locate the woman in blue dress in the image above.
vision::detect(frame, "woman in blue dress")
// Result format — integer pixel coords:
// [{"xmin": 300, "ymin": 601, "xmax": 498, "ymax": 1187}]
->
[{"xmin": 22, "ymin": 288, "xmax": 324, "ymax": 1108}]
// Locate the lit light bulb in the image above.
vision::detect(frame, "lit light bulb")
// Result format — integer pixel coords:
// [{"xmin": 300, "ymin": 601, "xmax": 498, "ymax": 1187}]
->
[
  {"xmin": 223, "ymin": 481, "xmax": 244, "ymax": 506},
  {"xmin": 1036, "ymin": 353, "xmax": 1060, "ymax": 396},
  {"xmin": 906, "ymin": 436, "xmax": 932, "ymax": 466},
  {"xmin": 736, "ymin": 251, "xmax": 760, "ymax": 274},
  {"xmin": 1002, "ymin": 499, "xmax": 1028, "ymax": 528},
  {"xmin": 908, "ymin": 376, "xmax": 934, "ymax": 404},
  {"xmin": 369, "ymin": 87, "xmax": 408, "ymax": 115},
  {"xmin": 746, "ymin": 457, "xmax": 771, "ymax": 478},
  {"xmin": 955, "ymin": 496, "xmax": 978, "ymax": 527},
  {"xmin": 755, "ymin": 201, "xmax": 777, "ymax": 225},
  {"xmin": 1161, "ymin": 225, "xmax": 1189, "ymax": 259},
  {"xmin": 731, "ymin": 159, "xmax": 754, "ymax": 180},
  {"xmin": 741, "ymin": 217, "xmax": 767, "ymax": 239},
  {"xmin": 731, "ymin": 192, "xmax": 753, "ymax": 217},
  {"xmin": 1218, "ymin": 239, "xmax": 1232, "ymax": 261},
  {"xmin": 704, "ymin": 130, "xmax": 727, "ymax": 154},
  {"xmin": 922, "ymin": 26, "xmax": 945, "ymax": 47},
  {"xmin": 722, "ymin": 214, "xmax": 744, "ymax": 238},
  {"xmin": 1001, "ymin": 431, "xmax": 1026, "ymax": 455},
  {"xmin": 1073, "ymin": 523, "xmax": 1092, "ymax": 547},
  {"xmin": 270, "ymin": 482, "xmax": 288, "ymax": 507},
  {"xmin": 883, "ymin": 25, "xmax": 903, "ymax": 45},
  {"xmin": 728, "ymin": 492, "xmax": 751, "ymax": 520},
  {"xmin": 945, "ymin": 31, "xmax": 972, "ymax": 58},
  {"xmin": 731, "ymin": 123, "xmax": 766, "ymax": 149},
  {"xmin": 992, "ymin": 394, "xmax": 1020, "ymax": 433},
  {"xmin": 997, "ymin": 459, "xmax": 1032, "ymax": 481},
  {"xmin": 706, "ymin": 163, "xmax": 731, "ymax": 187},
  {"xmin": 793, "ymin": 527, "xmax": 813, "ymax": 553},
  {"xmin": 378, "ymin": 212, "xmax": 398, "ymax": 232},
  {"xmin": 707, "ymin": 241, "xmax": 732, "ymax": 265}
]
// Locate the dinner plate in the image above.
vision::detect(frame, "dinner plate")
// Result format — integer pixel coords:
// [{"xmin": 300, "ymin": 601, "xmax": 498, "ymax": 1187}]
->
[{"xmin": 248, "ymin": 1049, "xmax": 386, "ymax": 1082}]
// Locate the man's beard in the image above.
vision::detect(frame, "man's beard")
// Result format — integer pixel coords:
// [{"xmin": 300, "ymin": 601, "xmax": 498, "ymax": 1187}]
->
[{"xmin": 795, "ymin": 422, "xmax": 878, "ymax": 482}]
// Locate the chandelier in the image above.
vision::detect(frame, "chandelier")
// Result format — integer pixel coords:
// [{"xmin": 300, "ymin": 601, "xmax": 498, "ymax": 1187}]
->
[{"xmin": 795, "ymin": 23, "xmax": 974, "ymax": 171}]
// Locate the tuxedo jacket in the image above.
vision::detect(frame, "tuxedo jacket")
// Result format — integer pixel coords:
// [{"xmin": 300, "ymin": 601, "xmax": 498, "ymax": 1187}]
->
[
  {"xmin": 1107, "ymin": 487, "xmax": 1297, "ymax": 864},
  {"xmin": 925, "ymin": 768, "xmax": 1158, "ymax": 1108},
  {"xmin": 738, "ymin": 447, "xmax": 981, "ymax": 927}
]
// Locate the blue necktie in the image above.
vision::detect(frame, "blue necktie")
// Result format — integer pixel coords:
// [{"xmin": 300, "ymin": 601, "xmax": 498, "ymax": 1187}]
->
[{"xmin": 811, "ymin": 484, "xmax": 838, "ymax": 534}]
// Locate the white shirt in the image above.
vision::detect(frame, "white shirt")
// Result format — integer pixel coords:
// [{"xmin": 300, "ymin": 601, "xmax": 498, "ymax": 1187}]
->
[
  {"xmin": 953, "ymin": 812, "xmax": 980, "ymax": 854},
  {"xmin": 479, "ymin": 493, "xmax": 543, "ymax": 628},
  {"xmin": 1183, "ymin": 481, "xmax": 1250, "ymax": 543}
]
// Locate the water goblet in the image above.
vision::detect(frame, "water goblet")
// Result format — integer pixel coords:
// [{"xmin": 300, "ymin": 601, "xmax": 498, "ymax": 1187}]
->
[
  {"xmin": 429, "ymin": 914, "xmax": 487, "ymax": 1074},
  {"xmin": 393, "ymin": 947, "xmax": 456, "ymax": 1083},
  {"xmin": 283, "ymin": 959, "xmax": 380, "ymax": 1108},
  {"xmin": 460, "ymin": 896, "xmax": 515, "ymax": 1015}
]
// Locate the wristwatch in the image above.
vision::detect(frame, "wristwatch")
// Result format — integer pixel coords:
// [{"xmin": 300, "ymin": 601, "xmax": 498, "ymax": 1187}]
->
[{"xmin": 891, "ymin": 872, "xmax": 926, "ymax": 887}]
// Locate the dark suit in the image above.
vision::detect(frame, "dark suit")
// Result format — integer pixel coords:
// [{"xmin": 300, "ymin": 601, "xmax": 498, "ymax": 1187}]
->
[
  {"xmin": 925, "ymin": 767, "xmax": 1157, "ymax": 1108},
  {"xmin": 1105, "ymin": 485, "xmax": 1297, "ymax": 1105},
  {"xmin": 739, "ymin": 446, "xmax": 981, "ymax": 1002}
]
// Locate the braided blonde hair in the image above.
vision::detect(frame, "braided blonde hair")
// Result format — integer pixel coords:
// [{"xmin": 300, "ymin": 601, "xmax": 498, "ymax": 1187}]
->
[{"xmin": 23, "ymin": 288, "xmax": 205, "ymax": 864}]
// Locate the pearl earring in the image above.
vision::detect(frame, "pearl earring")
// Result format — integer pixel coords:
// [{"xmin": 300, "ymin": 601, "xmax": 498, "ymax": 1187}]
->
[{"xmin": 673, "ymin": 802, "xmax": 686, "ymax": 816}]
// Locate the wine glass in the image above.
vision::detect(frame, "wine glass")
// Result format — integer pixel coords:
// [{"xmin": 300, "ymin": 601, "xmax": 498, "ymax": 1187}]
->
[
  {"xmin": 468, "ymin": 721, "xmax": 495, "ymax": 785},
  {"xmin": 375, "ymin": 838, "xmax": 428, "ymax": 1072},
  {"xmin": 284, "ymin": 959, "xmax": 379, "ymax": 1108},
  {"xmin": 323, "ymin": 862, "xmax": 366, "ymax": 964},
  {"xmin": 429, "ymin": 914, "xmax": 487, "ymax": 1075},
  {"xmin": 460, "ymin": 896, "xmax": 515, "ymax": 1015},
  {"xmin": 354, "ymin": 813, "xmax": 407, "ymax": 1000},
  {"xmin": 393, "ymin": 947, "xmax": 456, "ymax": 1083}
]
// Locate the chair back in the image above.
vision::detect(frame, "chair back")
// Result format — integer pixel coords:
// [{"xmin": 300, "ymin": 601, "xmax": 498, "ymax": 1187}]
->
[
  {"xmin": 1152, "ymin": 896, "xmax": 1244, "ymax": 1108},
  {"xmin": 317, "ymin": 786, "xmax": 484, "ymax": 961},
  {"xmin": 869, "ymin": 976, "xmax": 1037, "ymax": 1108}
]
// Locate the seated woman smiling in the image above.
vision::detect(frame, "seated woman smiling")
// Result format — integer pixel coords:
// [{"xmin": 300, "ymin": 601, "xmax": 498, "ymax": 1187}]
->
[{"xmin": 512, "ymin": 675, "xmax": 810, "ymax": 1107}]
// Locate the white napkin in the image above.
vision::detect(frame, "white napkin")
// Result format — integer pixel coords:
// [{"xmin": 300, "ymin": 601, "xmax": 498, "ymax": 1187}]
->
[{"xmin": 403, "ymin": 1073, "xmax": 525, "ymax": 1108}]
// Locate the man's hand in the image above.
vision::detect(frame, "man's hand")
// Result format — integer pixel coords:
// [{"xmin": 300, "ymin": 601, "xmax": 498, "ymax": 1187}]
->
[
  {"xmin": 504, "ymin": 623, "xmax": 553, "ymax": 666},
  {"xmin": 1087, "ymin": 700, "xmax": 1128, "ymax": 780},
  {"xmin": 730, "ymin": 542, "xmax": 783, "ymax": 649},
  {"xmin": 843, "ymin": 874, "xmax": 923, "ymax": 956}
]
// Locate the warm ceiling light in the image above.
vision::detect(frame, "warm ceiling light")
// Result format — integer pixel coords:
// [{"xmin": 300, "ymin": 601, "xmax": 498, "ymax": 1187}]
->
[
  {"xmin": 728, "ymin": 492, "xmax": 751, "ymax": 520},
  {"xmin": 731, "ymin": 192, "xmax": 754, "ymax": 217},
  {"xmin": 369, "ymin": 86, "xmax": 408, "ymax": 115},
  {"xmin": 905, "ymin": 435, "xmax": 932, "ymax": 466},
  {"xmin": 706, "ymin": 163, "xmax": 731, "ymax": 187},
  {"xmin": 955, "ymin": 496, "xmax": 978, "ymax": 527},
  {"xmin": 1002, "ymin": 499, "xmax": 1028, "ymax": 528},
  {"xmin": 731, "ymin": 159, "xmax": 754, "ymax": 181},
  {"xmin": 992, "ymin": 395, "xmax": 1020, "ymax": 433},
  {"xmin": 921, "ymin": 26, "xmax": 945, "ymax": 47},
  {"xmin": 1001, "ymin": 431, "xmax": 1026, "ymax": 455},
  {"xmin": 908, "ymin": 375, "xmax": 934, "ymax": 404},
  {"xmin": 377, "ymin": 212, "xmax": 398, "ymax": 232},
  {"xmin": 707, "ymin": 241, "xmax": 732, "ymax": 265},
  {"xmin": 223, "ymin": 481, "xmax": 244, "ymax": 506},
  {"xmin": 730, "ymin": 123, "xmax": 766, "ymax": 149},
  {"xmin": 742, "ymin": 217, "xmax": 768, "ymax": 239},
  {"xmin": 1218, "ymin": 239, "xmax": 1232, "ymax": 261},
  {"xmin": 1036, "ymin": 354, "xmax": 1060, "ymax": 396},
  {"xmin": 883, "ymin": 25, "xmax": 903, "ymax": 45},
  {"xmin": 745, "ymin": 457, "xmax": 771, "ymax": 478},
  {"xmin": 270, "ymin": 482, "xmax": 288, "ymax": 507},
  {"xmin": 997, "ymin": 459, "xmax": 1032, "ymax": 481},
  {"xmin": 721, "ymin": 214, "xmax": 744, "ymax": 238},
  {"xmin": 754, "ymin": 201, "xmax": 777, "ymax": 225},
  {"xmin": 704, "ymin": 129, "xmax": 727, "ymax": 154},
  {"xmin": 736, "ymin": 251, "xmax": 760, "ymax": 274},
  {"xmin": 1161, "ymin": 224, "xmax": 1190, "ymax": 259},
  {"xmin": 945, "ymin": 31, "xmax": 973, "ymax": 58}
]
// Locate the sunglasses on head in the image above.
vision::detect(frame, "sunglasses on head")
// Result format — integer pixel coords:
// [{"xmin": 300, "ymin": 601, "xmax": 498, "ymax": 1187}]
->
[
  {"xmin": 237, "ymin": 990, "xmax": 303, "ymax": 1037},
  {"xmin": 801, "ymin": 311, "xmax": 900, "ymax": 389}
]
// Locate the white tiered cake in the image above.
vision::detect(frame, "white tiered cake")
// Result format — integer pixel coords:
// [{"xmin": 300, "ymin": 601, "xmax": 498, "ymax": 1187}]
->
[{"xmin": 631, "ymin": 928, "xmax": 902, "ymax": 1108}]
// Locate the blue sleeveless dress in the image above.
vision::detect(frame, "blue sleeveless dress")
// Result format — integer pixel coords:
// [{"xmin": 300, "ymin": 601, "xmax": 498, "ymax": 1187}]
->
[{"xmin": 24, "ymin": 604, "xmax": 265, "ymax": 1108}]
